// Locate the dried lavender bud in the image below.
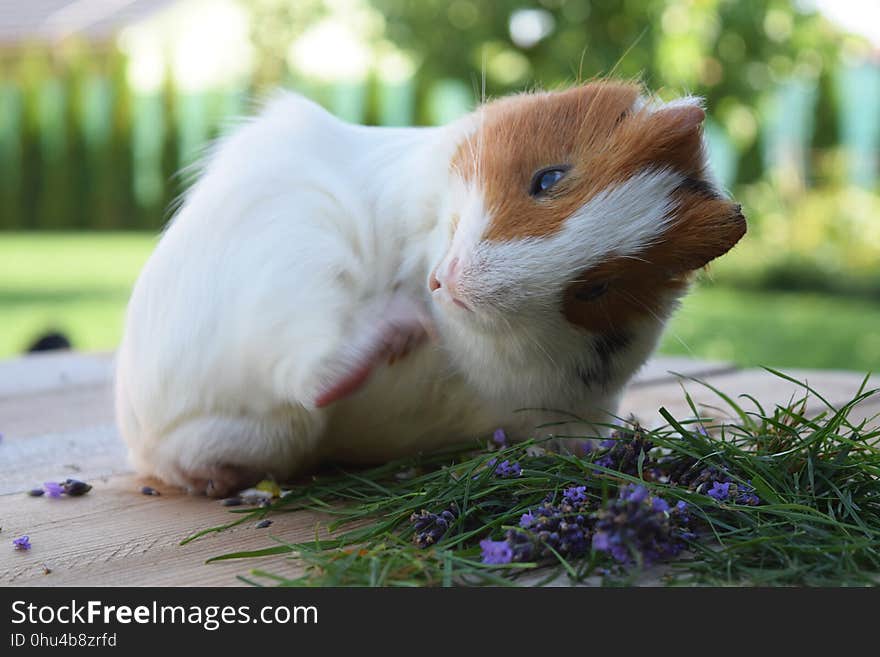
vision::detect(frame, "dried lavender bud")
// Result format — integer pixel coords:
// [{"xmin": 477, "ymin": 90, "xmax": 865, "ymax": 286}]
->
[
  {"xmin": 221, "ymin": 497, "xmax": 243, "ymax": 507},
  {"xmin": 410, "ymin": 503, "xmax": 459, "ymax": 548},
  {"xmin": 591, "ymin": 484, "xmax": 694, "ymax": 565},
  {"xmin": 255, "ymin": 519, "xmax": 273, "ymax": 529},
  {"xmin": 593, "ymin": 425, "xmax": 654, "ymax": 476},
  {"xmin": 503, "ymin": 489, "xmax": 597, "ymax": 563},
  {"xmin": 62, "ymin": 479, "xmax": 91, "ymax": 496},
  {"xmin": 28, "ymin": 488, "xmax": 45, "ymax": 497},
  {"xmin": 141, "ymin": 486, "xmax": 160, "ymax": 496},
  {"xmin": 667, "ymin": 459, "xmax": 761, "ymax": 506},
  {"xmin": 492, "ymin": 459, "xmax": 522, "ymax": 478},
  {"xmin": 43, "ymin": 482, "xmax": 64, "ymax": 498}
]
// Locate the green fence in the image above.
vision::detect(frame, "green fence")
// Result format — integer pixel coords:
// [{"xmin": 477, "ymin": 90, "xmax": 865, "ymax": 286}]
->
[{"xmin": 0, "ymin": 43, "xmax": 876, "ymax": 232}]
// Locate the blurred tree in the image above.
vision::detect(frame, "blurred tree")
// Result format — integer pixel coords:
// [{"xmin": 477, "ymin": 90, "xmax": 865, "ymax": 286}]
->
[
  {"xmin": 359, "ymin": 0, "xmax": 844, "ymax": 173},
  {"xmin": 241, "ymin": 0, "xmax": 328, "ymax": 93}
]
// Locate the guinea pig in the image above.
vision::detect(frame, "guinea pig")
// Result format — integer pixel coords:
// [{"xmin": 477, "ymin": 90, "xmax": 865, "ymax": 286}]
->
[{"xmin": 115, "ymin": 80, "xmax": 746, "ymax": 496}]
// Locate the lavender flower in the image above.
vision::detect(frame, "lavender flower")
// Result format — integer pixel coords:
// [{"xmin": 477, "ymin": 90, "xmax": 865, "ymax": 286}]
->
[
  {"xmin": 519, "ymin": 511, "xmax": 536, "ymax": 528},
  {"xmin": 492, "ymin": 459, "xmax": 522, "ymax": 478},
  {"xmin": 492, "ymin": 428, "xmax": 508, "ymax": 447},
  {"xmin": 503, "ymin": 489, "xmax": 596, "ymax": 562},
  {"xmin": 666, "ymin": 461, "xmax": 761, "ymax": 506},
  {"xmin": 410, "ymin": 503, "xmax": 458, "ymax": 548},
  {"xmin": 591, "ymin": 484, "xmax": 693, "ymax": 565},
  {"xmin": 593, "ymin": 425, "xmax": 654, "ymax": 476},
  {"xmin": 480, "ymin": 539, "xmax": 513, "ymax": 564},
  {"xmin": 562, "ymin": 485, "xmax": 588, "ymax": 506},
  {"xmin": 13, "ymin": 536, "xmax": 31, "ymax": 551},
  {"xmin": 707, "ymin": 481, "xmax": 731, "ymax": 501},
  {"xmin": 735, "ymin": 485, "xmax": 761, "ymax": 506},
  {"xmin": 43, "ymin": 482, "xmax": 64, "ymax": 498}
]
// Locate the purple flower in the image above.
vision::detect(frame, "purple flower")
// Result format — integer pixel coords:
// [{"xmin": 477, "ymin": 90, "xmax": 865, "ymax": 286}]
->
[
  {"xmin": 13, "ymin": 536, "xmax": 31, "ymax": 551},
  {"xmin": 652, "ymin": 497, "xmax": 670, "ymax": 513},
  {"xmin": 410, "ymin": 504, "xmax": 459, "ymax": 548},
  {"xmin": 562, "ymin": 485, "xmax": 588, "ymax": 506},
  {"xmin": 623, "ymin": 484, "xmax": 649, "ymax": 503},
  {"xmin": 492, "ymin": 428, "xmax": 508, "ymax": 447},
  {"xmin": 506, "ymin": 494, "xmax": 595, "ymax": 562},
  {"xmin": 593, "ymin": 427, "xmax": 654, "ymax": 476},
  {"xmin": 519, "ymin": 511, "xmax": 535, "ymax": 528},
  {"xmin": 43, "ymin": 482, "xmax": 64, "ymax": 498},
  {"xmin": 576, "ymin": 441, "xmax": 594, "ymax": 455},
  {"xmin": 493, "ymin": 460, "xmax": 522, "ymax": 478},
  {"xmin": 591, "ymin": 485, "xmax": 694, "ymax": 565},
  {"xmin": 480, "ymin": 539, "xmax": 513, "ymax": 565},
  {"xmin": 707, "ymin": 481, "xmax": 731, "ymax": 501},
  {"xmin": 666, "ymin": 462, "xmax": 761, "ymax": 506}
]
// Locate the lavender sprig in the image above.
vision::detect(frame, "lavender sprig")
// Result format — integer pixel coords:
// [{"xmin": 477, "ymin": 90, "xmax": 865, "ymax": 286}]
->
[
  {"xmin": 410, "ymin": 503, "xmax": 459, "ymax": 548},
  {"xmin": 591, "ymin": 485, "xmax": 694, "ymax": 565}
]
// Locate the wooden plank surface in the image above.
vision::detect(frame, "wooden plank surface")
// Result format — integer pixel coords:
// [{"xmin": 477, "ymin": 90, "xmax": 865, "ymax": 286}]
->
[
  {"xmin": 0, "ymin": 351, "xmax": 876, "ymax": 587},
  {"xmin": 0, "ymin": 474, "xmax": 320, "ymax": 587}
]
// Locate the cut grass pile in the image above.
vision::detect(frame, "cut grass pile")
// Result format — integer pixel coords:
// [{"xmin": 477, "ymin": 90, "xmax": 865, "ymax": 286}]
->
[{"xmin": 190, "ymin": 372, "xmax": 880, "ymax": 587}]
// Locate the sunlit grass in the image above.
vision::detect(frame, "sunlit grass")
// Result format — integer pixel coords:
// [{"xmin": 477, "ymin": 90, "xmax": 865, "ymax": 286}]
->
[
  {"xmin": 1, "ymin": 232, "xmax": 879, "ymax": 372},
  {"xmin": 664, "ymin": 283, "xmax": 880, "ymax": 371},
  {"xmin": 0, "ymin": 232, "xmax": 156, "ymax": 355}
]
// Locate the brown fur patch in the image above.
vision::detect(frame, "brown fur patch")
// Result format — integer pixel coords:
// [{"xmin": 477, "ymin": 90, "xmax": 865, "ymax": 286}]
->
[
  {"xmin": 562, "ymin": 189, "xmax": 746, "ymax": 333},
  {"xmin": 452, "ymin": 81, "xmax": 746, "ymax": 334},
  {"xmin": 452, "ymin": 82, "xmax": 713, "ymax": 242}
]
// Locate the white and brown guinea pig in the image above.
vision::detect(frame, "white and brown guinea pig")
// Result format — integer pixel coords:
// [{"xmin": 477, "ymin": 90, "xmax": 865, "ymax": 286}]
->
[{"xmin": 115, "ymin": 80, "xmax": 746, "ymax": 495}]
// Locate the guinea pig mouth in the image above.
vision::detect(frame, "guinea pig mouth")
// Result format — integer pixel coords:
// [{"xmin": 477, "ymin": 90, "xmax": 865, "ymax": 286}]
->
[{"xmin": 432, "ymin": 286, "xmax": 473, "ymax": 312}]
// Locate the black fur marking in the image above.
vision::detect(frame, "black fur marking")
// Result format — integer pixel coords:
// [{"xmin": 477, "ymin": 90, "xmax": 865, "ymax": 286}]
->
[
  {"xmin": 574, "ymin": 281, "xmax": 609, "ymax": 302},
  {"xmin": 576, "ymin": 330, "xmax": 632, "ymax": 388},
  {"xmin": 678, "ymin": 176, "xmax": 720, "ymax": 199}
]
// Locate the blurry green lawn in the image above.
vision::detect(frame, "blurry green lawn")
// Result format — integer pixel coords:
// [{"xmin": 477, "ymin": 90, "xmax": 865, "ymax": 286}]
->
[{"xmin": 2, "ymin": 232, "xmax": 879, "ymax": 372}]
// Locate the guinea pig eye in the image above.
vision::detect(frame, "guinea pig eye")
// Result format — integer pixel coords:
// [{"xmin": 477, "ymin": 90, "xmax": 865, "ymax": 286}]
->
[
  {"xmin": 575, "ymin": 282, "xmax": 609, "ymax": 302},
  {"xmin": 529, "ymin": 166, "xmax": 569, "ymax": 197}
]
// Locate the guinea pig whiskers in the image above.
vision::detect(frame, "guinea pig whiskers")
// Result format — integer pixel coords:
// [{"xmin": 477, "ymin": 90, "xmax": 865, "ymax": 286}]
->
[{"xmin": 614, "ymin": 287, "xmax": 696, "ymax": 358}]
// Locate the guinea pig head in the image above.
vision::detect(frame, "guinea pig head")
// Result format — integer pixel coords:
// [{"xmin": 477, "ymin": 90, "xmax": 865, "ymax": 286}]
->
[{"xmin": 430, "ymin": 81, "xmax": 746, "ymax": 339}]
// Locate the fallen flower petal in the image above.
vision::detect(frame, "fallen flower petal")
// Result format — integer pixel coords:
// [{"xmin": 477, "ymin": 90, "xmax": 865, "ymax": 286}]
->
[{"xmin": 43, "ymin": 482, "xmax": 64, "ymax": 498}]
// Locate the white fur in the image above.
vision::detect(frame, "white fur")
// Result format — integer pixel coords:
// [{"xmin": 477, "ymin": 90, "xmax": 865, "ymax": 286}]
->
[{"xmin": 116, "ymin": 91, "xmax": 697, "ymax": 492}]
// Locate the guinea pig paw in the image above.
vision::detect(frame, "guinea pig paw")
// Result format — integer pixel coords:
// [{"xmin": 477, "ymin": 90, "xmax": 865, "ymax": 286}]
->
[
  {"xmin": 173, "ymin": 464, "xmax": 264, "ymax": 498},
  {"xmin": 314, "ymin": 296, "xmax": 434, "ymax": 407}
]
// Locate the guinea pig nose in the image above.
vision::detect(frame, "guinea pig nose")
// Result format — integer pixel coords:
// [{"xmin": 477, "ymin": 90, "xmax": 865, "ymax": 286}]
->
[{"xmin": 429, "ymin": 270, "xmax": 441, "ymax": 292}]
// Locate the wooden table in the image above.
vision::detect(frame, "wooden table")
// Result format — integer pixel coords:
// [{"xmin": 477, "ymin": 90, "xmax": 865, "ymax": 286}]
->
[{"xmin": 1, "ymin": 351, "xmax": 877, "ymax": 587}]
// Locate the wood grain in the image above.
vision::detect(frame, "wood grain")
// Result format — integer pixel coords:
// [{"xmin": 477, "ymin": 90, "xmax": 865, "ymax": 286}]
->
[{"xmin": 0, "ymin": 474, "xmax": 323, "ymax": 587}]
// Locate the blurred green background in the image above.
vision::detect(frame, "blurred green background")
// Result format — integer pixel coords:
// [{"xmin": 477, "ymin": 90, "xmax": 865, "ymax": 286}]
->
[{"xmin": 1, "ymin": 0, "xmax": 879, "ymax": 371}]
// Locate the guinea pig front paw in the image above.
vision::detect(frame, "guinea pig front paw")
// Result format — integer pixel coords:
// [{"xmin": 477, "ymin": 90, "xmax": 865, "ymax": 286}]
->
[
  {"xmin": 313, "ymin": 293, "xmax": 435, "ymax": 407},
  {"xmin": 171, "ymin": 463, "xmax": 264, "ymax": 498}
]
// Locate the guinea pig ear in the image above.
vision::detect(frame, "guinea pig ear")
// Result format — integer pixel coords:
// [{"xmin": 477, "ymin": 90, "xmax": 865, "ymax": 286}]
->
[
  {"xmin": 657, "ymin": 99, "xmax": 706, "ymax": 133},
  {"xmin": 661, "ymin": 188, "xmax": 747, "ymax": 272}
]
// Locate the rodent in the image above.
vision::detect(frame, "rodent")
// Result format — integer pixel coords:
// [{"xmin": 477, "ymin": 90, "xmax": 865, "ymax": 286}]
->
[{"xmin": 115, "ymin": 80, "xmax": 746, "ymax": 496}]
